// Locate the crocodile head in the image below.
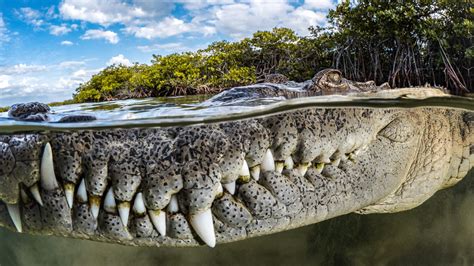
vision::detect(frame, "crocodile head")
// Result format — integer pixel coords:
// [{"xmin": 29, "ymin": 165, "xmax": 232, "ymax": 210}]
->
[{"xmin": 0, "ymin": 89, "xmax": 472, "ymax": 248}]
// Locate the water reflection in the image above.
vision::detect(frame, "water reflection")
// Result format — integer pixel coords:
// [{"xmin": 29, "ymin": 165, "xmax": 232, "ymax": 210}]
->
[{"xmin": 0, "ymin": 170, "xmax": 472, "ymax": 265}]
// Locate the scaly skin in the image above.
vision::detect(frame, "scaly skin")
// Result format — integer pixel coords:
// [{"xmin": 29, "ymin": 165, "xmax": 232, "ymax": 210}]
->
[{"xmin": 0, "ymin": 88, "xmax": 472, "ymax": 247}]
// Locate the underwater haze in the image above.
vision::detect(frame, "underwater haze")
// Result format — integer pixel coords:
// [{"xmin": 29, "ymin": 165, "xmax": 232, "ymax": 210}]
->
[{"xmin": 0, "ymin": 170, "xmax": 472, "ymax": 266}]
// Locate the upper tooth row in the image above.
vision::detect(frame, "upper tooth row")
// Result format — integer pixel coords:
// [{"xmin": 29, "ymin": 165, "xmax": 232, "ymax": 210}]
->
[{"xmin": 5, "ymin": 142, "xmax": 354, "ymax": 247}]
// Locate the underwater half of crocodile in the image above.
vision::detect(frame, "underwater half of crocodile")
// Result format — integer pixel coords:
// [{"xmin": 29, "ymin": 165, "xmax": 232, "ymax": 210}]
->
[{"xmin": 0, "ymin": 72, "xmax": 473, "ymax": 248}]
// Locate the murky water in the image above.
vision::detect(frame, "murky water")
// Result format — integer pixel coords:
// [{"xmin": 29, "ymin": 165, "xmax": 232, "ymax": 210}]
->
[
  {"xmin": 0, "ymin": 92, "xmax": 473, "ymax": 265},
  {"xmin": 0, "ymin": 170, "xmax": 472, "ymax": 266}
]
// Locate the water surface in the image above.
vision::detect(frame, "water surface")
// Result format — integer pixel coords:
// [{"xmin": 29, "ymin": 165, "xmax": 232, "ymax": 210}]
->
[{"xmin": 0, "ymin": 92, "xmax": 473, "ymax": 132}]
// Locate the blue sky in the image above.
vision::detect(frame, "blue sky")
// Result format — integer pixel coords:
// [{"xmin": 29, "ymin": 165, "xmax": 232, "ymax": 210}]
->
[{"xmin": 0, "ymin": 0, "xmax": 337, "ymax": 106}]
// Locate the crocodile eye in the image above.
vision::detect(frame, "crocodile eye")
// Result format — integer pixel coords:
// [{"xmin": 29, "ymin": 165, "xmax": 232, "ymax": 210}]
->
[
  {"xmin": 378, "ymin": 118, "xmax": 415, "ymax": 142},
  {"xmin": 328, "ymin": 72, "xmax": 342, "ymax": 84}
]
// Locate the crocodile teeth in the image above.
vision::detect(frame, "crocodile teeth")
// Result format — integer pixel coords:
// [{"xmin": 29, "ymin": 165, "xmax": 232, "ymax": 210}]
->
[
  {"xmin": 223, "ymin": 181, "xmax": 236, "ymax": 195},
  {"xmin": 149, "ymin": 209, "xmax": 166, "ymax": 236},
  {"xmin": 77, "ymin": 179, "xmax": 88, "ymax": 203},
  {"xmin": 89, "ymin": 196, "xmax": 101, "ymax": 219},
  {"xmin": 40, "ymin": 143, "xmax": 59, "ymax": 190},
  {"xmin": 190, "ymin": 209, "xmax": 216, "ymax": 248},
  {"xmin": 29, "ymin": 184, "xmax": 43, "ymax": 206},
  {"xmin": 216, "ymin": 183, "xmax": 224, "ymax": 198},
  {"xmin": 261, "ymin": 149, "xmax": 275, "ymax": 172},
  {"xmin": 284, "ymin": 156, "xmax": 294, "ymax": 170},
  {"xmin": 133, "ymin": 193, "xmax": 146, "ymax": 215},
  {"xmin": 297, "ymin": 162, "xmax": 311, "ymax": 176},
  {"xmin": 275, "ymin": 161, "xmax": 284, "ymax": 173},
  {"xmin": 6, "ymin": 203, "xmax": 22, "ymax": 233},
  {"xmin": 104, "ymin": 188, "xmax": 116, "ymax": 213},
  {"xmin": 167, "ymin": 194, "xmax": 179, "ymax": 213},
  {"xmin": 239, "ymin": 160, "xmax": 250, "ymax": 181},
  {"xmin": 64, "ymin": 183, "xmax": 75, "ymax": 208},
  {"xmin": 250, "ymin": 165, "xmax": 261, "ymax": 181},
  {"xmin": 315, "ymin": 163, "xmax": 325, "ymax": 174},
  {"xmin": 118, "ymin": 201, "xmax": 131, "ymax": 227}
]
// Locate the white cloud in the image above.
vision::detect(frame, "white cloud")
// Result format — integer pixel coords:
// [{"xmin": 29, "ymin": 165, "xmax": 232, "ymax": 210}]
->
[
  {"xmin": 107, "ymin": 54, "xmax": 132, "ymax": 66},
  {"xmin": 45, "ymin": 6, "xmax": 58, "ymax": 19},
  {"xmin": 213, "ymin": 0, "xmax": 290, "ymax": 38},
  {"xmin": 59, "ymin": 60, "xmax": 86, "ymax": 68},
  {"xmin": 0, "ymin": 75, "xmax": 11, "ymax": 89},
  {"xmin": 0, "ymin": 13, "xmax": 9, "ymax": 43},
  {"xmin": 61, "ymin": 40, "xmax": 74, "ymax": 46},
  {"xmin": 58, "ymin": 68, "xmax": 100, "ymax": 89},
  {"xmin": 284, "ymin": 7, "xmax": 328, "ymax": 35},
  {"xmin": 304, "ymin": 0, "xmax": 335, "ymax": 10},
  {"xmin": 0, "ymin": 65, "xmax": 102, "ymax": 106},
  {"xmin": 16, "ymin": 7, "xmax": 44, "ymax": 28},
  {"xmin": 59, "ymin": 0, "xmax": 172, "ymax": 26},
  {"xmin": 177, "ymin": 0, "xmax": 235, "ymax": 10},
  {"xmin": 125, "ymin": 17, "xmax": 192, "ymax": 39},
  {"xmin": 137, "ymin": 42, "xmax": 187, "ymax": 53},
  {"xmin": 0, "ymin": 64, "xmax": 48, "ymax": 75},
  {"xmin": 56, "ymin": 0, "xmax": 330, "ymax": 40},
  {"xmin": 81, "ymin": 29, "xmax": 119, "ymax": 44},
  {"xmin": 211, "ymin": 0, "xmax": 330, "ymax": 38},
  {"xmin": 49, "ymin": 24, "xmax": 72, "ymax": 35}
]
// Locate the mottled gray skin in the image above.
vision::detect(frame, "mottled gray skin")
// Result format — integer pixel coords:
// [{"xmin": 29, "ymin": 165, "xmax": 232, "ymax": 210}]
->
[
  {"xmin": 209, "ymin": 69, "xmax": 390, "ymax": 102},
  {"xmin": 0, "ymin": 71, "xmax": 472, "ymax": 247}
]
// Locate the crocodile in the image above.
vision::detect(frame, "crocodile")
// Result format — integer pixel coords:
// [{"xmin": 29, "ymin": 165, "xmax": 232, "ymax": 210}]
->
[{"xmin": 0, "ymin": 69, "xmax": 472, "ymax": 248}]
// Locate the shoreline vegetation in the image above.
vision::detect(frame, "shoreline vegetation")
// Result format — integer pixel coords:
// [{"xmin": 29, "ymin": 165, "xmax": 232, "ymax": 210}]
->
[{"xmin": 1, "ymin": 0, "xmax": 472, "ymax": 112}]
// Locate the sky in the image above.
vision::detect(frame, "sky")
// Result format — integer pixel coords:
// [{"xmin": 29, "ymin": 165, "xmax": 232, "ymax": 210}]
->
[{"xmin": 0, "ymin": 0, "xmax": 337, "ymax": 106}]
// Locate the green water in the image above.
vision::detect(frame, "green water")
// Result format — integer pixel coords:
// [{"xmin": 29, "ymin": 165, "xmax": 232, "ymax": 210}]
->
[{"xmin": 0, "ymin": 170, "xmax": 472, "ymax": 266}]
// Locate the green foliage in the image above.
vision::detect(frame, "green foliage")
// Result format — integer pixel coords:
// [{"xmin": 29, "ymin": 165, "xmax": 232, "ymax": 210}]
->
[
  {"xmin": 326, "ymin": 0, "xmax": 473, "ymax": 93},
  {"xmin": 74, "ymin": 0, "xmax": 472, "ymax": 102}
]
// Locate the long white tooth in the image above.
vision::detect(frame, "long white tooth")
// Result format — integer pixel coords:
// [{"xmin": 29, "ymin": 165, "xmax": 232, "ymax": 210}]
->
[
  {"xmin": 6, "ymin": 203, "xmax": 22, "ymax": 233},
  {"xmin": 250, "ymin": 165, "xmax": 260, "ymax": 181},
  {"xmin": 104, "ymin": 188, "xmax": 116, "ymax": 213},
  {"xmin": 64, "ymin": 183, "xmax": 75, "ymax": 208},
  {"xmin": 239, "ymin": 160, "xmax": 250, "ymax": 182},
  {"xmin": 284, "ymin": 156, "xmax": 294, "ymax": 170},
  {"xmin": 216, "ymin": 183, "xmax": 224, "ymax": 197},
  {"xmin": 133, "ymin": 193, "xmax": 146, "ymax": 215},
  {"xmin": 189, "ymin": 209, "xmax": 216, "ymax": 248},
  {"xmin": 118, "ymin": 201, "xmax": 130, "ymax": 227},
  {"xmin": 29, "ymin": 184, "xmax": 43, "ymax": 206},
  {"xmin": 167, "ymin": 194, "xmax": 179, "ymax": 213},
  {"xmin": 90, "ymin": 196, "xmax": 101, "ymax": 219},
  {"xmin": 275, "ymin": 161, "xmax": 284, "ymax": 173},
  {"xmin": 223, "ymin": 181, "xmax": 236, "ymax": 195},
  {"xmin": 149, "ymin": 209, "xmax": 166, "ymax": 236},
  {"xmin": 261, "ymin": 149, "xmax": 275, "ymax": 172},
  {"xmin": 40, "ymin": 143, "xmax": 59, "ymax": 190},
  {"xmin": 77, "ymin": 179, "xmax": 88, "ymax": 203},
  {"xmin": 297, "ymin": 162, "xmax": 311, "ymax": 176}
]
